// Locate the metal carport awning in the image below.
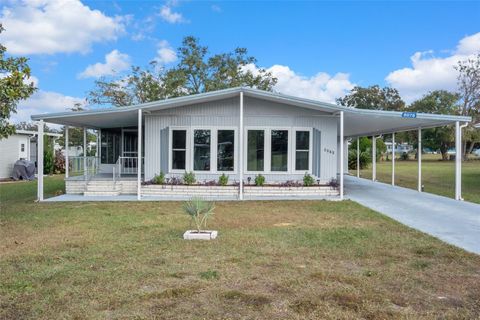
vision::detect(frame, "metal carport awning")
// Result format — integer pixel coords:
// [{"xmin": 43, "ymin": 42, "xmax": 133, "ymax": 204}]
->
[{"xmin": 343, "ymin": 109, "xmax": 470, "ymax": 137}]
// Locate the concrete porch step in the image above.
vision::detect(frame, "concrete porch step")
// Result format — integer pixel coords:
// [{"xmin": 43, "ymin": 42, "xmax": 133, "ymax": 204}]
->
[{"xmin": 84, "ymin": 191, "xmax": 121, "ymax": 196}]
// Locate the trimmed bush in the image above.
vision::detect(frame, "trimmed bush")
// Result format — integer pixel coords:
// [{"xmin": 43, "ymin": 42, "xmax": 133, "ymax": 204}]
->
[
  {"xmin": 153, "ymin": 171, "xmax": 165, "ymax": 184},
  {"xmin": 303, "ymin": 173, "xmax": 315, "ymax": 186},
  {"xmin": 218, "ymin": 173, "xmax": 229, "ymax": 186},
  {"xmin": 183, "ymin": 171, "xmax": 196, "ymax": 185},
  {"xmin": 254, "ymin": 174, "xmax": 265, "ymax": 186}
]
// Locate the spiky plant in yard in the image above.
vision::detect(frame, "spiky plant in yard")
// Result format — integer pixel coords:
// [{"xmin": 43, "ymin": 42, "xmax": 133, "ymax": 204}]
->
[{"xmin": 183, "ymin": 197, "xmax": 215, "ymax": 233}]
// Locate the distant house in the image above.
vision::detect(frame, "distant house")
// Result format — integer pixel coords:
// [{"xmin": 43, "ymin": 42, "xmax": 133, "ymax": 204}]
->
[
  {"xmin": 385, "ymin": 142, "xmax": 414, "ymax": 154},
  {"xmin": 0, "ymin": 130, "xmax": 61, "ymax": 179}
]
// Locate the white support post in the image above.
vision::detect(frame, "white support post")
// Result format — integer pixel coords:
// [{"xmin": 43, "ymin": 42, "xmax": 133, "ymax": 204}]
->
[
  {"xmin": 455, "ymin": 121, "xmax": 462, "ymax": 200},
  {"xmin": 137, "ymin": 109, "xmax": 142, "ymax": 200},
  {"xmin": 65, "ymin": 126, "xmax": 69, "ymax": 179},
  {"xmin": 239, "ymin": 91, "xmax": 244, "ymax": 200},
  {"xmin": 391, "ymin": 132, "xmax": 395, "ymax": 186},
  {"xmin": 83, "ymin": 127, "xmax": 87, "ymax": 179},
  {"xmin": 96, "ymin": 129, "xmax": 99, "ymax": 157},
  {"xmin": 339, "ymin": 111, "xmax": 344, "ymax": 200},
  {"xmin": 37, "ymin": 120, "xmax": 44, "ymax": 201},
  {"xmin": 372, "ymin": 136, "xmax": 376, "ymax": 181},
  {"xmin": 98, "ymin": 129, "xmax": 102, "ymax": 160},
  {"xmin": 356, "ymin": 137, "xmax": 360, "ymax": 178},
  {"xmin": 418, "ymin": 128, "xmax": 422, "ymax": 192}
]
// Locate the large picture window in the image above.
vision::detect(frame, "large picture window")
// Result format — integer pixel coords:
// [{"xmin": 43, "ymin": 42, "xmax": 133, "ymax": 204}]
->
[
  {"xmin": 295, "ymin": 131, "xmax": 310, "ymax": 171},
  {"xmin": 247, "ymin": 130, "xmax": 264, "ymax": 171},
  {"xmin": 217, "ymin": 130, "xmax": 234, "ymax": 171},
  {"xmin": 193, "ymin": 129, "xmax": 211, "ymax": 171},
  {"xmin": 172, "ymin": 130, "xmax": 186, "ymax": 170},
  {"xmin": 271, "ymin": 130, "xmax": 288, "ymax": 171}
]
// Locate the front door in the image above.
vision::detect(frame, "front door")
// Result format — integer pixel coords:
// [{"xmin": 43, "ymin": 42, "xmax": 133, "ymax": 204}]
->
[
  {"xmin": 123, "ymin": 130, "xmax": 138, "ymax": 157},
  {"xmin": 122, "ymin": 130, "xmax": 138, "ymax": 173}
]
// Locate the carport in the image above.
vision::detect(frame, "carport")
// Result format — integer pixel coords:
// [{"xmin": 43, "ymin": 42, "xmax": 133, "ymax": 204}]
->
[{"xmin": 341, "ymin": 108, "xmax": 471, "ymax": 201}]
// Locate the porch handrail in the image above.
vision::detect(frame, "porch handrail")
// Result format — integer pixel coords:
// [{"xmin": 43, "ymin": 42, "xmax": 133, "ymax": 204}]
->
[
  {"xmin": 68, "ymin": 156, "xmax": 99, "ymax": 180},
  {"xmin": 115, "ymin": 156, "xmax": 144, "ymax": 177}
]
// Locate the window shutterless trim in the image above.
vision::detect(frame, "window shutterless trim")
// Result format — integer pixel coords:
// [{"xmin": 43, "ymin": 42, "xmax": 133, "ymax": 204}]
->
[
  {"xmin": 293, "ymin": 128, "xmax": 313, "ymax": 174},
  {"xmin": 169, "ymin": 126, "xmax": 190, "ymax": 173}
]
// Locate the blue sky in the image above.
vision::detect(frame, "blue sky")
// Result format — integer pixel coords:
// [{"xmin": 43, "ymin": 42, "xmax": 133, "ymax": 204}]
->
[{"xmin": 1, "ymin": 0, "xmax": 479, "ymax": 123}]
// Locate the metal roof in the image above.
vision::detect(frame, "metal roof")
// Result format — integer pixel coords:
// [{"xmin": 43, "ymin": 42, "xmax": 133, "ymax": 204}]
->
[
  {"xmin": 15, "ymin": 130, "xmax": 62, "ymax": 137},
  {"xmin": 31, "ymin": 87, "xmax": 471, "ymax": 137}
]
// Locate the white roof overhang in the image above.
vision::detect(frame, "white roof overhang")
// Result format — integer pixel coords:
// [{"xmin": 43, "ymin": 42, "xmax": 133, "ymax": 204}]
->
[{"xmin": 31, "ymin": 87, "xmax": 471, "ymax": 134}]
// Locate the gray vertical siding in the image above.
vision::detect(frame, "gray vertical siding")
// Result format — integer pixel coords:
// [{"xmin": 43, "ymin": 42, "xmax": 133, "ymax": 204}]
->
[{"xmin": 144, "ymin": 96, "xmax": 339, "ymax": 183}]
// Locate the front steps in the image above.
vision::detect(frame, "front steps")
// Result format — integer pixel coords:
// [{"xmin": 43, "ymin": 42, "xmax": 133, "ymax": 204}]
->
[{"xmin": 84, "ymin": 180, "xmax": 121, "ymax": 196}]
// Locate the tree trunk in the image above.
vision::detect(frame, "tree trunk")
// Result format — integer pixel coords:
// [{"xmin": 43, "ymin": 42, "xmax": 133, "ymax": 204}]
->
[{"xmin": 467, "ymin": 141, "xmax": 476, "ymax": 155}]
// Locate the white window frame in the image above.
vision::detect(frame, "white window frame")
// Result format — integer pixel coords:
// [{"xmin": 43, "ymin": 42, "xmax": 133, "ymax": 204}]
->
[
  {"xmin": 169, "ymin": 126, "xmax": 190, "ymax": 173},
  {"xmin": 244, "ymin": 126, "xmax": 268, "ymax": 174},
  {"xmin": 243, "ymin": 126, "xmax": 312, "ymax": 175},
  {"xmin": 245, "ymin": 126, "xmax": 310, "ymax": 175},
  {"xmin": 215, "ymin": 127, "xmax": 238, "ymax": 174},
  {"xmin": 190, "ymin": 126, "xmax": 238, "ymax": 174},
  {"xmin": 191, "ymin": 127, "xmax": 214, "ymax": 173},
  {"xmin": 293, "ymin": 128, "xmax": 313, "ymax": 174},
  {"xmin": 269, "ymin": 127, "xmax": 291, "ymax": 173}
]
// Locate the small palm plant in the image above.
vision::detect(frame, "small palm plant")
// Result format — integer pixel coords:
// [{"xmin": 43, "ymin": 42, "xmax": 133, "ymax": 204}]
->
[{"xmin": 182, "ymin": 197, "xmax": 215, "ymax": 233}]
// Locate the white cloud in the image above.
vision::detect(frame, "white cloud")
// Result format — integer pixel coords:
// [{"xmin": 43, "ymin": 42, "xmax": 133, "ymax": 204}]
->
[
  {"xmin": 0, "ymin": 0, "xmax": 126, "ymax": 55},
  {"xmin": 211, "ymin": 4, "xmax": 222, "ymax": 13},
  {"xmin": 158, "ymin": 3, "xmax": 186, "ymax": 24},
  {"xmin": 13, "ymin": 90, "xmax": 85, "ymax": 124},
  {"xmin": 386, "ymin": 32, "xmax": 480, "ymax": 103},
  {"xmin": 154, "ymin": 40, "xmax": 177, "ymax": 65},
  {"xmin": 244, "ymin": 64, "xmax": 355, "ymax": 103},
  {"xmin": 78, "ymin": 50, "xmax": 131, "ymax": 79}
]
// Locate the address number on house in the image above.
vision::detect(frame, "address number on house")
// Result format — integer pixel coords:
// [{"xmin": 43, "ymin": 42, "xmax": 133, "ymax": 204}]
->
[{"xmin": 401, "ymin": 112, "xmax": 417, "ymax": 118}]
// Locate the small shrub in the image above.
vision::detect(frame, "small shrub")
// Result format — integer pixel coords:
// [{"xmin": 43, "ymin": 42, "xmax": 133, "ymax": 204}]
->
[
  {"xmin": 182, "ymin": 197, "xmax": 215, "ymax": 232},
  {"xmin": 53, "ymin": 149, "xmax": 65, "ymax": 174},
  {"xmin": 153, "ymin": 171, "xmax": 165, "ymax": 184},
  {"xmin": 254, "ymin": 174, "xmax": 265, "ymax": 186},
  {"xmin": 218, "ymin": 173, "xmax": 229, "ymax": 186},
  {"xmin": 328, "ymin": 178, "xmax": 339, "ymax": 189},
  {"xmin": 199, "ymin": 270, "xmax": 219, "ymax": 280},
  {"xmin": 168, "ymin": 176, "xmax": 182, "ymax": 185},
  {"xmin": 43, "ymin": 136, "xmax": 54, "ymax": 175},
  {"xmin": 400, "ymin": 152, "xmax": 409, "ymax": 161},
  {"xmin": 303, "ymin": 173, "xmax": 315, "ymax": 186},
  {"xmin": 183, "ymin": 171, "xmax": 196, "ymax": 185}
]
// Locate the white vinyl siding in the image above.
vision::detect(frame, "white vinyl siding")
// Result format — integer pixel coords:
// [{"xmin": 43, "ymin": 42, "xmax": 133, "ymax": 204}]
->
[{"xmin": 144, "ymin": 96, "xmax": 337, "ymax": 183}]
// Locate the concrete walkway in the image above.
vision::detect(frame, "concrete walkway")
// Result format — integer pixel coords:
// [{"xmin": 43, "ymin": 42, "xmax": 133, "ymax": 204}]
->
[{"xmin": 345, "ymin": 175, "xmax": 480, "ymax": 255}]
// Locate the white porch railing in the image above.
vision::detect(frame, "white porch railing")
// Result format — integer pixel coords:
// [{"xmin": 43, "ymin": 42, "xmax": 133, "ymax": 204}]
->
[
  {"xmin": 114, "ymin": 156, "xmax": 144, "ymax": 181},
  {"xmin": 69, "ymin": 156, "xmax": 99, "ymax": 180}
]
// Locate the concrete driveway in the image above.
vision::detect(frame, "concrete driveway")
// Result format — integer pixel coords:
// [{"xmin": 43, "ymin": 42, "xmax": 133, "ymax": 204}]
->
[{"xmin": 345, "ymin": 175, "xmax": 480, "ymax": 255}]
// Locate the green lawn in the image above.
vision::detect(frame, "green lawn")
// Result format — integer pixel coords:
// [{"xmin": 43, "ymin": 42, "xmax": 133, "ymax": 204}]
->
[
  {"xmin": 357, "ymin": 154, "xmax": 480, "ymax": 204},
  {"xmin": 1, "ymin": 177, "xmax": 480, "ymax": 319}
]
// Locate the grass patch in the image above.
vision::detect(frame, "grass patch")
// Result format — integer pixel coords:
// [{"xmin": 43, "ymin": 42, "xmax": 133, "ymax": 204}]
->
[
  {"xmin": 1, "ymin": 176, "xmax": 479, "ymax": 319},
  {"xmin": 222, "ymin": 290, "xmax": 271, "ymax": 308},
  {"xmin": 199, "ymin": 270, "xmax": 219, "ymax": 280}
]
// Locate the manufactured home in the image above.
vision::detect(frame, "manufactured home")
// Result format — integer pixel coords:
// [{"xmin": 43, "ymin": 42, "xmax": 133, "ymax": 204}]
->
[
  {"xmin": 0, "ymin": 130, "xmax": 61, "ymax": 179},
  {"xmin": 31, "ymin": 87, "xmax": 470, "ymax": 201}
]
